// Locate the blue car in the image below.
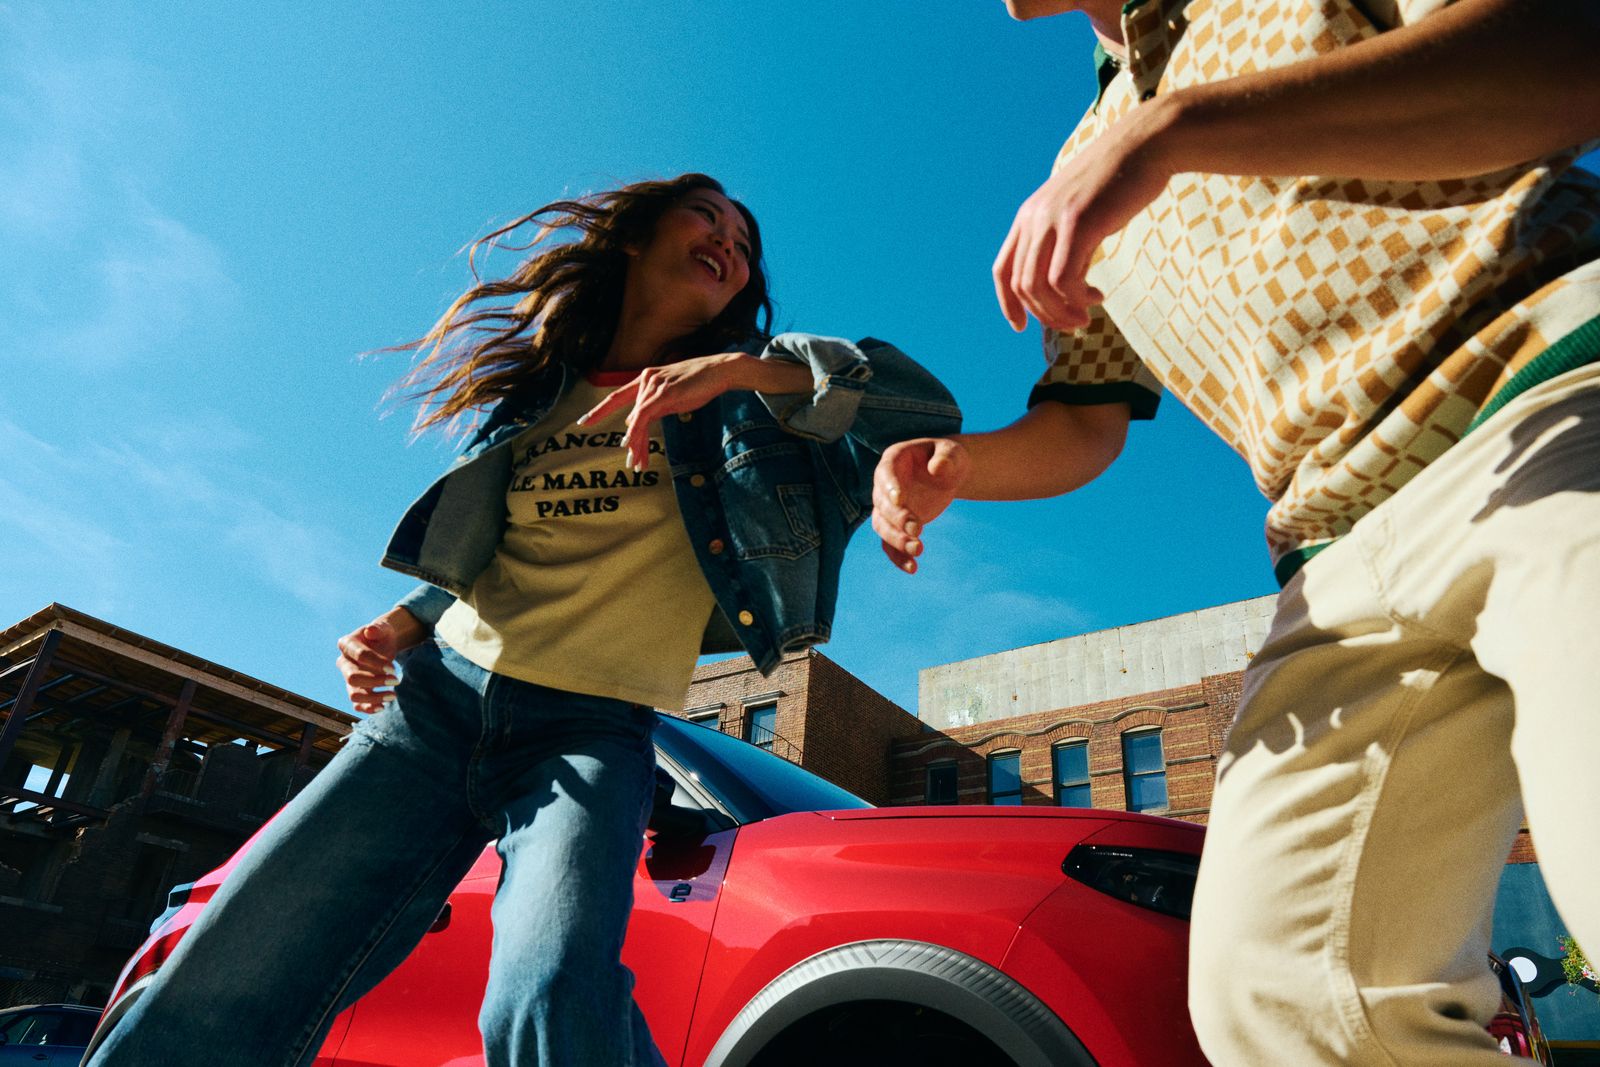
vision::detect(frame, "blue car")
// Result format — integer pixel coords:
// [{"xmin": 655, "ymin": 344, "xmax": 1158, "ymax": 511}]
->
[{"xmin": 0, "ymin": 1004, "xmax": 98, "ymax": 1067}]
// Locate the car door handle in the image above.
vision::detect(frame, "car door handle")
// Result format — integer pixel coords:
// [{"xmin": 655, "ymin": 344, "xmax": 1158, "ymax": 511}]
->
[{"xmin": 428, "ymin": 901, "xmax": 452, "ymax": 933}]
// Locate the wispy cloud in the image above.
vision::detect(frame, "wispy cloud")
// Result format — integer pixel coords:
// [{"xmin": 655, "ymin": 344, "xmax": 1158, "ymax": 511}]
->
[
  {"xmin": 55, "ymin": 200, "xmax": 237, "ymax": 366},
  {"xmin": 0, "ymin": 413, "xmax": 370, "ymax": 622},
  {"xmin": 0, "ymin": 7, "xmax": 236, "ymax": 370},
  {"xmin": 0, "ymin": 418, "xmax": 129, "ymax": 559},
  {"xmin": 829, "ymin": 509, "xmax": 1093, "ymax": 713}
]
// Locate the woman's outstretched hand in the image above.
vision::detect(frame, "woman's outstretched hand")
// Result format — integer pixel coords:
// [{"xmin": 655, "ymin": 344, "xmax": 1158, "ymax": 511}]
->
[
  {"xmin": 578, "ymin": 354, "xmax": 747, "ymax": 472},
  {"xmin": 871, "ymin": 437, "xmax": 971, "ymax": 574},
  {"xmin": 578, "ymin": 353, "xmax": 813, "ymax": 471},
  {"xmin": 336, "ymin": 607, "xmax": 426, "ymax": 713}
]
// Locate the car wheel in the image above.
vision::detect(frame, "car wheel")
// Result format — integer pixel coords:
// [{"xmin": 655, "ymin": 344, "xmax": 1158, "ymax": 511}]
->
[{"xmin": 749, "ymin": 999, "xmax": 1012, "ymax": 1067}]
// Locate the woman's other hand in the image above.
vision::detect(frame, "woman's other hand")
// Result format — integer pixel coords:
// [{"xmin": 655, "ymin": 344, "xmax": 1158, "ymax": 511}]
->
[
  {"xmin": 336, "ymin": 607, "xmax": 426, "ymax": 713},
  {"xmin": 579, "ymin": 353, "xmax": 812, "ymax": 471},
  {"xmin": 871, "ymin": 437, "xmax": 971, "ymax": 574}
]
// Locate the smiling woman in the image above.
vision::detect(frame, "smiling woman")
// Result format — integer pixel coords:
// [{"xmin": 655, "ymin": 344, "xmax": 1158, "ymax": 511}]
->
[
  {"xmin": 393, "ymin": 175, "xmax": 774, "ymax": 439},
  {"xmin": 83, "ymin": 173, "xmax": 961, "ymax": 1067}
]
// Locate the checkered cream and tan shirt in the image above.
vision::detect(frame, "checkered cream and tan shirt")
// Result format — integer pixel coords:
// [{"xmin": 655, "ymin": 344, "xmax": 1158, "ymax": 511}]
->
[{"xmin": 1031, "ymin": 0, "xmax": 1600, "ymax": 581}]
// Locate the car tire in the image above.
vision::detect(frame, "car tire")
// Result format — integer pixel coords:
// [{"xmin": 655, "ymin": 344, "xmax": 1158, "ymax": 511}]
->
[{"xmin": 703, "ymin": 939, "xmax": 1096, "ymax": 1067}]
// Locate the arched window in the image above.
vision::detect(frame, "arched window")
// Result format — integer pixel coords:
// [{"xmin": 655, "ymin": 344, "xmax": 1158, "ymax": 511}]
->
[
  {"xmin": 1121, "ymin": 728, "xmax": 1167, "ymax": 813},
  {"xmin": 988, "ymin": 750, "xmax": 1022, "ymax": 806},
  {"xmin": 1053, "ymin": 740, "xmax": 1091, "ymax": 807}
]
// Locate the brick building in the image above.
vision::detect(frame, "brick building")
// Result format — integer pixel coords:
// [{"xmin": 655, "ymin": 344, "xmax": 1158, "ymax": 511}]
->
[
  {"xmin": 0, "ymin": 605, "xmax": 355, "ymax": 1007},
  {"xmin": 885, "ymin": 597, "xmax": 1271, "ymax": 821},
  {"xmin": 679, "ymin": 650, "xmax": 922, "ymax": 805},
  {"xmin": 6, "ymin": 597, "xmax": 1589, "ymax": 1042}
]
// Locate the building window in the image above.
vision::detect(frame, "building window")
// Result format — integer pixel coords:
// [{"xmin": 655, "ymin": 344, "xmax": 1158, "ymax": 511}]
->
[
  {"xmin": 745, "ymin": 704, "xmax": 776, "ymax": 750},
  {"xmin": 988, "ymin": 751, "xmax": 1022, "ymax": 806},
  {"xmin": 1122, "ymin": 728, "xmax": 1168, "ymax": 813},
  {"xmin": 1053, "ymin": 741, "xmax": 1091, "ymax": 808},
  {"xmin": 926, "ymin": 762, "xmax": 957, "ymax": 805}
]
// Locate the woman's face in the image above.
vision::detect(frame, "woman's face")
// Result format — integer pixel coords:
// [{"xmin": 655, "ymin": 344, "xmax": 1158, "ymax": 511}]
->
[{"xmin": 630, "ymin": 188, "xmax": 755, "ymax": 323}]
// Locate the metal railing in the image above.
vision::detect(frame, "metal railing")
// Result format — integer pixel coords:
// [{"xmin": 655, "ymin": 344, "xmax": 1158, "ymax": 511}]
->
[{"xmin": 725, "ymin": 714, "xmax": 804, "ymax": 765}]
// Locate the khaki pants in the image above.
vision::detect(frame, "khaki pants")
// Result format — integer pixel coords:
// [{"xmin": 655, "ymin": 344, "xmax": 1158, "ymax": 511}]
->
[{"xmin": 1190, "ymin": 363, "xmax": 1600, "ymax": 1065}]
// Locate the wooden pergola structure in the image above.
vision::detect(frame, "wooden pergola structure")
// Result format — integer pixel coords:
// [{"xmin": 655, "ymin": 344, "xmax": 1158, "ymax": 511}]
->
[{"xmin": 0, "ymin": 604, "xmax": 355, "ymax": 828}]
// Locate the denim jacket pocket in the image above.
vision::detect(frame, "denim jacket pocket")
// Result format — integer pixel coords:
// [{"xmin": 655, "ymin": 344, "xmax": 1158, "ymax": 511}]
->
[{"xmin": 719, "ymin": 458, "xmax": 822, "ymax": 560}]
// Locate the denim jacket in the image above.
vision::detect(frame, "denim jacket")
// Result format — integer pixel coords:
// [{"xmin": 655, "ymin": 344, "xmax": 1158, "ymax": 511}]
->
[{"xmin": 382, "ymin": 333, "xmax": 962, "ymax": 675}]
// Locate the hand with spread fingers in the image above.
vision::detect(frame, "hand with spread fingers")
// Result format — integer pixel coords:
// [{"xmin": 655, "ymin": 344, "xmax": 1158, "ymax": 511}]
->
[
  {"xmin": 578, "ymin": 352, "xmax": 814, "ymax": 471},
  {"xmin": 993, "ymin": 104, "xmax": 1175, "ymax": 333},
  {"xmin": 578, "ymin": 353, "xmax": 746, "ymax": 471},
  {"xmin": 335, "ymin": 607, "xmax": 426, "ymax": 713},
  {"xmin": 871, "ymin": 437, "xmax": 972, "ymax": 574}
]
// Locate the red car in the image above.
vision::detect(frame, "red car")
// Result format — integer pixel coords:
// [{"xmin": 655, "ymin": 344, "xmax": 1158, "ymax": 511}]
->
[{"xmin": 89, "ymin": 715, "xmax": 1208, "ymax": 1066}]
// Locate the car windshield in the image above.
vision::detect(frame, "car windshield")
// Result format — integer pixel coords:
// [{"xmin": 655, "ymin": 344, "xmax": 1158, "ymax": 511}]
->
[{"xmin": 654, "ymin": 714, "xmax": 871, "ymax": 824}]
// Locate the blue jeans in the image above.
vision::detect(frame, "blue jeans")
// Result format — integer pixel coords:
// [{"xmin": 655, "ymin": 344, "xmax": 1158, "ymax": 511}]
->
[{"xmin": 88, "ymin": 638, "xmax": 668, "ymax": 1067}]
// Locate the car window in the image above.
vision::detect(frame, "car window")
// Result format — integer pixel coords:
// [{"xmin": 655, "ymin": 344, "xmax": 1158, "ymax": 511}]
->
[
  {"xmin": 0, "ymin": 1009, "xmax": 96, "ymax": 1048},
  {"xmin": 654, "ymin": 714, "xmax": 871, "ymax": 824},
  {"xmin": 1, "ymin": 1012, "xmax": 48, "ymax": 1045},
  {"xmin": 56, "ymin": 1012, "xmax": 98, "ymax": 1046},
  {"xmin": 0, "ymin": 1011, "xmax": 34, "ymax": 1043},
  {"xmin": 27, "ymin": 1012, "xmax": 69, "ymax": 1045}
]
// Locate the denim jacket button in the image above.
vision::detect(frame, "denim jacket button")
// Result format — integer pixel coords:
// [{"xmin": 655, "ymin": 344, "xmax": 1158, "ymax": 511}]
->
[
  {"xmin": 708, "ymin": 539, "xmax": 725, "ymax": 555},
  {"xmin": 689, "ymin": 474, "xmax": 707, "ymax": 488},
  {"xmin": 737, "ymin": 610, "xmax": 755, "ymax": 626}
]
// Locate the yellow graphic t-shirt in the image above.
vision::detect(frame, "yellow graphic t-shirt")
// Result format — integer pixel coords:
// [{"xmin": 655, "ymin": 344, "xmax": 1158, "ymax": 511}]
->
[{"xmin": 434, "ymin": 371, "xmax": 717, "ymax": 709}]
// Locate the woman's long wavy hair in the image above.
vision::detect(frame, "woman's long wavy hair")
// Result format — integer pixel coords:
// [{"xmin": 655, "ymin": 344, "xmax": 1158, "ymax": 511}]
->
[{"xmin": 393, "ymin": 173, "xmax": 772, "ymax": 435}]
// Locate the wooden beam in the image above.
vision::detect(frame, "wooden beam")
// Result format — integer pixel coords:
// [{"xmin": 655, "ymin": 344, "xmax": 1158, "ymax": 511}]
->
[
  {"xmin": 46, "ymin": 618, "xmax": 350, "ymax": 734},
  {"xmin": 294, "ymin": 723, "xmax": 318, "ymax": 769},
  {"xmin": 140, "ymin": 679, "xmax": 196, "ymax": 801},
  {"xmin": 0, "ymin": 673, "xmax": 78, "ymax": 713},
  {"xmin": 21, "ymin": 682, "xmax": 113, "ymax": 723},
  {"xmin": 0, "ymin": 630, "xmax": 62, "ymax": 773},
  {"xmin": 42, "ymin": 741, "xmax": 74, "ymax": 797},
  {"xmin": 0, "ymin": 785, "xmax": 107, "ymax": 820},
  {"xmin": 0, "ymin": 659, "xmax": 40, "ymax": 685},
  {"xmin": 45, "ymin": 661, "xmax": 189, "ymax": 713},
  {"xmin": 32, "ymin": 661, "xmax": 333, "ymax": 749}
]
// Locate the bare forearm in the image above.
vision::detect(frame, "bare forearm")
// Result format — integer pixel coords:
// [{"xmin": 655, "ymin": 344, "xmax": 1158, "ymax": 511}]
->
[
  {"xmin": 379, "ymin": 606, "xmax": 427, "ymax": 649},
  {"xmin": 730, "ymin": 354, "xmax": 817, "ymax": 395},
  {"xmin": 1148, "ymin": 0, "xmax": 1600, "ymax": 182},
  {"xmin": 954, "ymin": 401, "xmax": 1129, "ymax": 501}
]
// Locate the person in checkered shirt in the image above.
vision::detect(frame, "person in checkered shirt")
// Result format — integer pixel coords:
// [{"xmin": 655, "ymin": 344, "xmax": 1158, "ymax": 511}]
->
[{"xmin": 873, "ymin": 0, "xmax": 1600, "ymax": 1063}]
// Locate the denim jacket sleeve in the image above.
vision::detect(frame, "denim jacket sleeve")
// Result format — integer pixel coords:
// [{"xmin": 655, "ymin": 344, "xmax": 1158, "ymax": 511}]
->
[
  {"xmin": 755, "ymin": 332, "xmax": 961, "ymax": 448},
  {"xmin": 396, "ymin": 581, "xmax": 457, "ymax": 630},
  {"xmin": 754, "ymin": 332, "xmax": 874, "ymax": 443},
  {"xmin": 757, "ymin": 332, "xmax": 961, "ymax": 523}
]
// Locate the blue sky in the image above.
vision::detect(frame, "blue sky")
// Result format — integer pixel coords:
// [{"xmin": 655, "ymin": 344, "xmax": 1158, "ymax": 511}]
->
[{"xmin": 10, "ymin": 2, "xmax": 1555, "ymax": 717}]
